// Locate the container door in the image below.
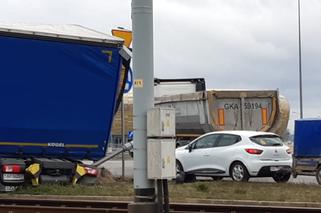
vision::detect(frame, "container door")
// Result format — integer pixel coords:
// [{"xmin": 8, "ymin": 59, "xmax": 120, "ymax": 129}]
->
[
  {"xmin": 214, "ymin": 98, "xmax": 242, "ymax": 130},
  {"xmin": 243, "ymin": 98, "xmax": 272, "ymax": 131}
]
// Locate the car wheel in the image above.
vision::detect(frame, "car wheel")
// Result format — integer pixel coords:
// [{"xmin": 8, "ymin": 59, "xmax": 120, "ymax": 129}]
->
[
  {"xmin": 212, "ymin": 176, "xmax": 223, "ymax": 181},
  {"xmin": 185, "ymin": 174, "xmax": 196, "ymax": 183},
  {"xmin": 316, "ymin": 166, "xmax": 321, "ymax": 185},
  {"xmin": 272, "ymin": 172, "xmax": 291, "ymax": 183},
  {"xmin": 176, "ymin": 161, "xmax": 185, "ymax": 184},
  {"xmin": 230, "ymin": 162, "xmax": 249, "ymax": 182}
]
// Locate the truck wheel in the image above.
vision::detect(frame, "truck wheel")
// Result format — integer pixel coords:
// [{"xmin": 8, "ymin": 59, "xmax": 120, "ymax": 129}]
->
[
  {"xmin": 176, "ymin": 161, "xmax": 185, "ymax": 184},
  {"xmin": 78, "ymin": 176, "xmax": 97, "ymax": 185},
  {"xmin": 230, "ymin": 162, "xmax": 249, "ymax": 182},
  {"xmin": 273, "ymin": 172, "xmax": 291, "ymax": 183},
  {"xmin": 316, "ymin": 167, "xmax": 321, "ymax": 185}
]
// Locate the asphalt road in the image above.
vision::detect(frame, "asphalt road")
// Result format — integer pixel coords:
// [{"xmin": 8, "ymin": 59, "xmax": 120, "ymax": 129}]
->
[{"xmin": 100, "ymin": 159, "xmax": 319, "ymax": 185}]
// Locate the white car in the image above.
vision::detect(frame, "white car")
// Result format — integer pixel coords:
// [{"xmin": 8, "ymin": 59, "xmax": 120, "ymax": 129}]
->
[{"xmin": 175, "ymin": 131, "xmax": 292, "ymax": 183}]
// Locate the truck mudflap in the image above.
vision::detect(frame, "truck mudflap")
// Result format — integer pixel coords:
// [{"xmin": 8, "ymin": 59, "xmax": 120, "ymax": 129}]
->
[
  {"xmin": 25, "ymin": 163, "xmax": 41, "ymax": 186},
  {"xmin": 25, "ymin": 159, "xmax": 98, "ymax": 186},
  {"xmin": 72, "ymin": 164, "xmax": 98, "ymax": 185}
]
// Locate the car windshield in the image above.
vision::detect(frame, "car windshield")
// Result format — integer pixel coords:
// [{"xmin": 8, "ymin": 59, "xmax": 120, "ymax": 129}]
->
[{"xmin": 250, "ymin": 135, "xmax": 284, "ymax": 146}]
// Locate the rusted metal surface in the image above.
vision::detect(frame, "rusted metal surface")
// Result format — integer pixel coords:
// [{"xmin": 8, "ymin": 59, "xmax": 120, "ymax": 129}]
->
[
  {"xmin": 1, "ymin": 197, "xmax": 321, "ymax": 212},
  {"xmin": 0, "ymin": 197, "xmax": 128, "ymax": 209},
  {"xmin": 0, "ymin": 205, "xmax": 127, "ymax": 213},
  {"xmin": 170, "ymin": 203, "xmax": 321, "ymax": 212}
]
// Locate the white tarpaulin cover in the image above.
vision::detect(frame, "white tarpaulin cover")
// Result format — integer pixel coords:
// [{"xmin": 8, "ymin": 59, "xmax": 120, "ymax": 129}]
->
[{"xmin": 0, "ymin": 23, "xmax": 123, "ymax": 44}]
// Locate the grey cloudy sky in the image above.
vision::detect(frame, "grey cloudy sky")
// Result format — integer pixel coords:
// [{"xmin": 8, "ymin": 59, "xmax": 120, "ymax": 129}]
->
[{"xmin": 1, "ymin": 0, "xmax": 321, "ymax": 131}]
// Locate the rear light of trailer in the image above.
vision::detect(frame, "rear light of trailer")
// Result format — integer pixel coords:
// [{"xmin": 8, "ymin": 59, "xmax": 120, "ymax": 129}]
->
[
  {"xmin": 2, "ymin": 164, "xmax": 23, "ymax": 173},
  {"xmin": 84, "ymin": 167, "xmax": 98, "ymax": 176},
  {"xmin": 245, "ymin": 148, "xmax": 263, "ymax": 155}
]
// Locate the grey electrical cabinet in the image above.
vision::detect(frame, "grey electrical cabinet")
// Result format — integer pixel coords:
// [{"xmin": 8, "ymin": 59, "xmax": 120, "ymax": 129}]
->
[
  {"xmin": 147, "ymin": 108, "xmax": 176, "ymax": 138},
  {"xmin": 147, "ymin": 139, "xmax": 176, "ymax": 179},
  {"xmin": 147, "ymin": 108, "xmax": 176, "ymax": 179}
]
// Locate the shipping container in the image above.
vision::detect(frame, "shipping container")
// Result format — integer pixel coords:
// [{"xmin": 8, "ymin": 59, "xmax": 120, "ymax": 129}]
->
[{"xmin": 155, "ymin": 89, "xmax": 290, "ymax": 145}]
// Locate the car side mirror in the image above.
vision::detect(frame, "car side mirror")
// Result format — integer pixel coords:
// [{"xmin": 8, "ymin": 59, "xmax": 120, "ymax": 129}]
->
[{"xmin": 188, "ymin": 145, "xmax": 192, "ymax": 153}]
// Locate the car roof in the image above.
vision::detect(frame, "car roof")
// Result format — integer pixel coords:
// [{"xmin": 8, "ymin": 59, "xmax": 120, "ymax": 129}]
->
[{"xmin": 204, "ymin": 130, "xmax": 277, "ymax": 137}]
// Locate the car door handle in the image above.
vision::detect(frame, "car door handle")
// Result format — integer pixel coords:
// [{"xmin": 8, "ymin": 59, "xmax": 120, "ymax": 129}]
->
[{"xmin": 203, "ymin": 155, "xmax": 210, "ymax": 157}]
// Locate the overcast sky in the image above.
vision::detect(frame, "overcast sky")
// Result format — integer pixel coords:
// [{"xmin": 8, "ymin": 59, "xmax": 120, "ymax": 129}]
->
[{"xmin": 1, "ymin": 0, "xmax": 321, "ymax": 132}]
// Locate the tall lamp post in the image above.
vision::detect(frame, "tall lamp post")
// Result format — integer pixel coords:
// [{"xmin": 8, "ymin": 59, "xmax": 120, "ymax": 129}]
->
[
  {"xmin": 129, "ymin": 0, "xmax": 157, "ymax": 212},
  {"xmin": 298, "ymin": 0, "xmax": 303, "ymax": 119}
]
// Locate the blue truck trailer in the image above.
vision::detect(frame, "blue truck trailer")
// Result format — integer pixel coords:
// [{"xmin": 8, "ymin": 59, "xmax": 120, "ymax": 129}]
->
[
  {"xmin": 0, "ymin": 24, "xmax": 127, "ymax": 190},
  {"xmin": 293, "ymin": 119, "xmax": 321, "ymax": 184}
]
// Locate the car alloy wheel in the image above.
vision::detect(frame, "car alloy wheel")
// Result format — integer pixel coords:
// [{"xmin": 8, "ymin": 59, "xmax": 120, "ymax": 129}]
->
[{"xmin": 230, "ymin": 162, "xmax": 249, "ymax": 182}]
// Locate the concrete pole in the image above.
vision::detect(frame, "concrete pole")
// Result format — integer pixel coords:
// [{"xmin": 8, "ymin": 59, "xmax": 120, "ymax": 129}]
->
[{"xmin": 131, "ymin": 0, "xmax": 155, "ymax": 202}]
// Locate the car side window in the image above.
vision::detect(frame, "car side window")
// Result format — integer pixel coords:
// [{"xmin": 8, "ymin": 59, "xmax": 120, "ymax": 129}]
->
[
  {"xmin": 193, "ymin": 135, "xmax": 218, "ymax": 149},
  {"xmin": 216, "ymin": 134, "xmax": 241, "ymax": 147}
]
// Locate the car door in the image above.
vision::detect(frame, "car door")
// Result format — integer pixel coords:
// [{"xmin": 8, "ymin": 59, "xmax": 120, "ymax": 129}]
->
[
  {"xmin": 181, "ymin": 134, "xmax": 219, "ymax": 173},
  {"xmin": 207, "ymin": 134, "xmax": 242, "ymax": 174}
]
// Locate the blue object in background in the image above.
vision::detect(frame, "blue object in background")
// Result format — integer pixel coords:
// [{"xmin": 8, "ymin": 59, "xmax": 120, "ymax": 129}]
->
[
  {"xmin": 128, "ymin": 131, "xmax": 134, "ymax": 141},
  {"xmin": 294, "ymin": 119, "xmax": 321, "ymax": 157},
  {"xmin": 0, "ymin": 35, "xmax": 122, "ymax": 160},
  {"xmin": 124, "ymin": 67, "xmax": 133, "ymax": 93}
]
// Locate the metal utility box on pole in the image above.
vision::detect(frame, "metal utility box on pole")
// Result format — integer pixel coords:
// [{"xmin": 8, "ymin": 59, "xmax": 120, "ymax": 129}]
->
[
  {"xmin": 146, "ymin": 108, "xmax": 176, "ymax": 213},
  {"xmin": 147, "ymin": 108, "xmax": 176, "ymax": 179},
  {"xmin": 129, "ymin": 0, "xmax": 157, "ymax": 212}
]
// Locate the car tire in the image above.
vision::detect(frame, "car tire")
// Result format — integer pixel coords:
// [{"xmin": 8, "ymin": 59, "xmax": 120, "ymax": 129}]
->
[
  {"xmin": 272, "ymin": 172, "xmax": 291, "ymax": 183},
  {"xmin": 230, "ymin": 162, "xmax": 250, "ymax": 182},
  {"xmin": 185, "ymin": 174, "xmax": 196, "ymax": 183},
  {"xmin": 316, "ymin": 166, "xmax": 321, "ymax": 185},
  {"xmin": 176, "ymin": 160, "xmax": 185, "ymax": 184},
  {"xmin": 212, "ymin": 176, "xmax": 223, "ymax": 181}
]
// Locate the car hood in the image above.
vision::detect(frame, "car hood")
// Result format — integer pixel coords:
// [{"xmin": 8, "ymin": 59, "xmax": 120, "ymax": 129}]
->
[{"xmin": 176, "ymin": 145, "xmax": 188, "ymax": 151}]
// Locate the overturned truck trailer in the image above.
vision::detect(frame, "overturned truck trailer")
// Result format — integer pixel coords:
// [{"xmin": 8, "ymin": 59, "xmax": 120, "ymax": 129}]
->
[
  {"xmin": 0, "ymin": 24, "xmax": 127, "ymax": 190},
  {"xmin": 155, "ymin": 90, "xmax": 290, "ymax": 145}
]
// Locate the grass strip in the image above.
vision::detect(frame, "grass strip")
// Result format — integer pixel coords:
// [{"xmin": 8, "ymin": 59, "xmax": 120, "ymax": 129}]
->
[{"xmin": 11, "ymin": 180, "xmax": 321, "ymax": 203}]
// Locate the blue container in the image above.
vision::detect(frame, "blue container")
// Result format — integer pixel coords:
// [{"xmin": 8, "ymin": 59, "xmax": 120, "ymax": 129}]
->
[
  {"xmin": 294, "ymin": 119, "xmax": 321, "ymax": 157},
  {"xmin": 0, "ymin": 26, "xmax": 123, "ymax": 160}
]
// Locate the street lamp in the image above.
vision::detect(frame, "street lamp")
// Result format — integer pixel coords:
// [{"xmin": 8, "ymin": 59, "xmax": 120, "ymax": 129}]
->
[{"xmin": 298, "ymin": 0, "xmax": 303, "ymax": 119}]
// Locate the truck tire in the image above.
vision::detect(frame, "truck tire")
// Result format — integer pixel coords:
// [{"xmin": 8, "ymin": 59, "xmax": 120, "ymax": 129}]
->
[
  {"xmin": 316, "ymin": 166, "xmax": 321, "ymax": 185},
  {"xmin": 230, "ymin": 162, "xmax": 249, "ymax": 182},
  {"xmin": 78, "ymin": 176, "xmax": 97, "ymax": 185}
]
